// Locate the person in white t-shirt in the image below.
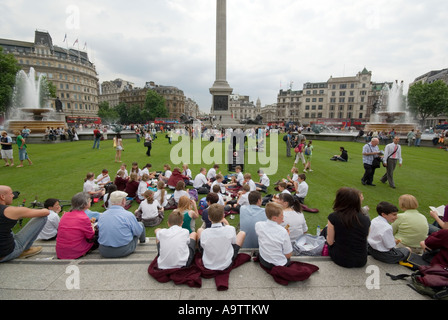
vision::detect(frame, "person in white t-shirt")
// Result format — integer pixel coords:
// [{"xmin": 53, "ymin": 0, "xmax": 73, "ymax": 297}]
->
[
  {"xmin": 294, "ymin": 174, "xmax": 308, "ymax": 204},
  {"xmin": 255, "ymin": 202, "xmax": 293, "ymax": 269},
  {"xmin": 37, "ymin": 198, "xmax": 61, "ymax": 240},
  {"xmin": 193, "ymin": 168, "xmax": 210, "ymax": 190},
  {"xmin": 256, "ymin": 169, "xmax": 270, "ymax": 193},
  {"xmin": 243, "ymin": 173, "xmax": 257, "ymax": 192},
  {"xmin": 136, "ymin": 190, "xmax": 164, "ymax": 227},
  {"xmin": 277, "ymin": 193, "xmax": 308, "ymax": 243},
  {"xmin": 206, "ymin": 164, "xmax": 220, "ymax": 181},
  {"xmin": 155, "ymin": 211, "xmax": 198, "ymax": 269},
  {"xmin": 197, "ymin": 204, "xmax": 246, "ymax": 270}
]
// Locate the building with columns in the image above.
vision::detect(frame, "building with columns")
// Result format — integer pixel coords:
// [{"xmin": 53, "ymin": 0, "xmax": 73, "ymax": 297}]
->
[
  {"xmin": 229, "ymin": 94, "xmax": 260, "ymax": 122},
  {"xmin": 0, "ymin": 30, "xmax": 100, "ymax": 119}
]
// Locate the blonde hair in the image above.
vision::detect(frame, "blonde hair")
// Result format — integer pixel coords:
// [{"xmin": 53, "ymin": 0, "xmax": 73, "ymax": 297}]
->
[
  {"xmin": 177, "ymin": 195, "xmax": 191, "ymax": 211},
  {"xmin": 265, "ymin": 202, "xmax": 283, "ymax": 220},
  {"xmin": 398, "ymin": 194, "xmax": 419, "ymax": 211},
  {"xmin": 143, "ymin": 190, "xmax": 154, "ymax": 204},
  {"xmin": 157, "ymin": 181, "xmax": 166, "ymax": 205}
]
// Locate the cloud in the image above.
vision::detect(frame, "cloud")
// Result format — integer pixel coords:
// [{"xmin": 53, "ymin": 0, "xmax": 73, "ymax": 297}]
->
[{"xmin": 1, "ymin": 0, "xmax": 447, "ymax": 112}]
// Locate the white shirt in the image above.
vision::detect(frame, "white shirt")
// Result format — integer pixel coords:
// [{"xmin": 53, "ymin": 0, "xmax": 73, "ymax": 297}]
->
[
  {"xmin": 164, "ymin": 170, "xmax": 172, "ymax": 179},
  {"xmin": 200, "ymin": 223, "xmax": 237, "ymax": 270},
  {"xmin": 259, "ymin": 174, "xmax": 270, "ymax": 187},
  {"xmin": 156, "ymin": 225, "xmax": 191, "ymax": 269},
  {"xmin": 96, "ymin": 173, "xmax": 110, "ymax": 185},
  {"xmin": 236, "ymin": 172, "xmax": 244, "ymax": 185},
  {"xmin": 368, "ymin": 216, "xmax": 396, "ymax": 252},
  {"xmin": 117, "ymin": 168, "xmax": 129, "ymax": 178},
  {"xmin": 246, "ymin": 179, "xmax": 257, "ymax": 192},
  {"xmin": 255, "ymin": 219, "xmax": 292, "ymax": 266},
  {"xmin": 237, "ymin": 193, "xmax": 250, "ymax": 206},
  {"xmin": 174, "ymin": 190, "xmax": 189, "ymax": 203},
  {"xmin": 193, "ymin": 173, "xmax": 208, "ymax": 189},
  {"xmin": 280, "ymin": 209, "xmax": 308, "ymax": 242},
  {"xmin": 36, "ymin": 210, "xmax": 60, "ymax": 240},
  {"xmin": 183, "ymin": 169, "xmax": 192, "ymax": 179},
  {"xmin": 281, "ymin": 189, "xmax": 291, "ymax": 195},
  {"xmin": 137, "ymin": 181, "xmax": 149, "ymax": 200},
  {"xmin": 297, "ymin": 181, "xmax": 308, "ymax": 198},
  {"xmin": 154, "ymin": 189, "xmax": 168, "ymax": 207},
  {"xmin": 207, "ymin": 168, "xmax": 217, "ymax": 180},
  {"xmin": 138, "ymin": 199, "xmax": 161, "ymax": 220},
  {"xmin": 211, "ymin": 180, "xmax": 226, "ymax": 194},
  {"xmin": 383, "ymin": 142, "xmax": 402, "ymax": 165},
  {"xmin": 83, "ymin": 179, "xmax": 99, "ymax": 193}
]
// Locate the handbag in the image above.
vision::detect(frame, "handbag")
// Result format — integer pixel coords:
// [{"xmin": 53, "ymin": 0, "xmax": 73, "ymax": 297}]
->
[
  {"xmin": 293, "ymin": 234, "xmax": 326, "ymax": 256},
  {"xmin": 144, "ymin": 141, "xmax": 152, "ymax": 147},
  {"xmin": 368, "ymin": 145, "xmax": 381, "ymax": 168},
  {"xmin": 372, "ymin": 157, "xmax": 381, "ymax": 169}
]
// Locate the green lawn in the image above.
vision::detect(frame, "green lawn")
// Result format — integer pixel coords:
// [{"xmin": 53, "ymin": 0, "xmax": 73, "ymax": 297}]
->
[{"xmin": 3, "ymin": 132, "xmax": 447, "ymax": 237}]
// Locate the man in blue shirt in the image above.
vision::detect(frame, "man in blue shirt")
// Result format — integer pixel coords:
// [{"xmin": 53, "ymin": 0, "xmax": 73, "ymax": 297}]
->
[
  {"xmin": 239, "ymin": 191, "xmax": 267, "ymax": 248},
  {"xmin": 97, "ymin": 191, "xmax": 146, "ymax": 258}
]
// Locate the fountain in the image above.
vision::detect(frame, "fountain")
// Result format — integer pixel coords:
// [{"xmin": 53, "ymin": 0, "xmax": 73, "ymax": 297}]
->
[
  {"xmin": 364, "ymin": 80, "xmax": 416, "ymax": 135},
  {"xmin": 6, "ymin": 67, "xmax": 67, "ymax": 135}
]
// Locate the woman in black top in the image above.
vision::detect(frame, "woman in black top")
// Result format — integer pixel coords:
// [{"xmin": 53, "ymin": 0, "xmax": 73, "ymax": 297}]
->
[{"xmin": 326, "ymin": 187, "xmax": 371, "ymax": 268}]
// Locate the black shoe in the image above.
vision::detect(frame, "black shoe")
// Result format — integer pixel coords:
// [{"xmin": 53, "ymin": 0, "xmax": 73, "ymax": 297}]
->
[
  {"xmin": 361, "ymin": 179, "xmax": 366, "ymax": 185},
  {"xmin": 367, "ymin": 183, "xmax": 376, "ymax": 186}
]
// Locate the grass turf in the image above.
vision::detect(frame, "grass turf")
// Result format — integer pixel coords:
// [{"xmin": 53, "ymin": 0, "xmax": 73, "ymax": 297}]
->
[{"xmin": 3, "ymin": 132, "xmax": 447, "ymax": 237}]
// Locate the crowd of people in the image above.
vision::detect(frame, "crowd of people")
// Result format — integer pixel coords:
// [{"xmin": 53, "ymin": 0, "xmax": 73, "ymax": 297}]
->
[
  {"xmin": 1, "ymin": 154, "xmax": 446, "ymax": 275},
  {"xmin": 1, "ymin": 125, "xmax": 447, "ymax": 295}
]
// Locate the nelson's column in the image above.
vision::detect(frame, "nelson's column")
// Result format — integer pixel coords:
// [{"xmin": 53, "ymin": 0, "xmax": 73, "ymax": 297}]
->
[{"xmin": 209, "ymin": 0, "xmax": 237, "ymax": 127}]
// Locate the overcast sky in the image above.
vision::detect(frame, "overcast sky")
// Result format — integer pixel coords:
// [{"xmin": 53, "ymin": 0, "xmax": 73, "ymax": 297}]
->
[{"xmin": 1, "ymin": 0, "xmax": 447, "ymax": 113}]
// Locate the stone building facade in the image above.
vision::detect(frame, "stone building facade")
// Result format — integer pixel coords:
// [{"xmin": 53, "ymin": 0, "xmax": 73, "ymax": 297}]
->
[{"xmin": 0, "ymin": 30, "xmax": 100, "ymax": 119}]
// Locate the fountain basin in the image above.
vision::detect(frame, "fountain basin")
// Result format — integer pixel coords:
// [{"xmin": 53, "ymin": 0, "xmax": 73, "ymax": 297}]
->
[
  {"xmin": 364, "ymin": 123, "xmax": 416, "ymax": 135},
  {"xmin": 7, "ymin": 120, "xmax": 67, "ymax": 134}
]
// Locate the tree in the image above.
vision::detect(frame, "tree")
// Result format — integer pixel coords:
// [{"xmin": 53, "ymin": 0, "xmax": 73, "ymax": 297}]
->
[
  {"xmin": 144, "ymin": 89, "xmax": 168, "ymax": 120},
  {"xmin": 97, "ymin": 101, "xmax": 119, "ymax": 123},
  {"xmin": 0, "ymin": 47, "xmax": 21, "ymax": 114},
  {"xmin": 408, "ymin": 80, "xmax": 448, "ymax": 126}
]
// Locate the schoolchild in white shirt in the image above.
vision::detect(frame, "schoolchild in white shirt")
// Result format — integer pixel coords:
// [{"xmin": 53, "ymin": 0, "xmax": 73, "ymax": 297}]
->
[
  {"xmin": 155, "ymin": 211, "xmax": 197, "ymax": 269},
  {"xmin": 368, "ymin": 201, "xmax": 411, "ymax": 264},
  {"xmin": 255, "ymin": 202, "xmax": 293, "ymax": 269},
  {"xmin": 197, "ymin": 204, "xmax": 246, "ymax": 270}
]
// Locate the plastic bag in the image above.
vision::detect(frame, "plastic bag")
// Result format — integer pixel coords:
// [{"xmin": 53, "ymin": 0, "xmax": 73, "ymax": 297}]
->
[{"xmin": 293, "ymin": 234, "xmax": 326, "ymax": 256}]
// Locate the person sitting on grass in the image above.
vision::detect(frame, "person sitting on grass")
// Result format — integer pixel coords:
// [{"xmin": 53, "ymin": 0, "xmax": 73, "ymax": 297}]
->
[
  {"xmin": 330, "ymin": 147, "xmax": 348, "ymax": 162},
  {"xmin": 124, "ymin": 173, "xmax": 140, "ymax": 200},
  {"xmin": 173, "ymin": 180, "xmax": 189, "ymax": 204},
  {"xmin": 255, "ymin": 169, "xmax": 270, "ymax": 193},
  {"xmin": 197, "ymin": 203, "xmax": 246, "ymax": 271},
  {"xmin": 294, "ymin": 174, "xmax": 308, "ymax": 204},
  {"xmin": 154, "ymin": 211, "xmax": 198, "ymax": 270},
  {"xmin": 83, "ymin": 172, "xmax": 105, "ymax": 200},
  {"xmin": 176, "ymin": 195, "xmax": 199, "ymax": 234},
  {"xmin": 0, "ymin": 185, "xmax": 49, "ymax": 262},
  {"xmin": 137, "ymin": 173, "xmax": 151, "ymax": 203},
  {"xmin": 368, "ymin": 201, "xmax": 411, "ymax": 264},
  {"xmin": 135, "ymin": 190, "xmax": 164, "ymax": 227}
]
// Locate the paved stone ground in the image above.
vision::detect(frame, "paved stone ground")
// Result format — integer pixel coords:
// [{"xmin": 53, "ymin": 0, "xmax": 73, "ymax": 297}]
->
[{"xmin": 0, "ymin": 238, "xmax": 429, "ymax": 302}]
